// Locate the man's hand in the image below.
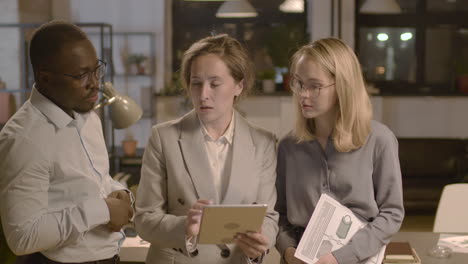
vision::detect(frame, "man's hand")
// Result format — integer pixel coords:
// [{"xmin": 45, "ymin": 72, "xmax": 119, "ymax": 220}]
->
[
  {"xmin": 314, "ymin": 253, "xmax": 338, "ymax": 264},
  {"xmin": 234, "ymin": 230, "xmax": 269, "ymax": 259},
  {"xmin": 104, "ymin": 196, "xmax": 133, "ymax": 232},
  {"xmin": 284, "ymin": 247, "xmax": 306, "ymax": 264},
  {"xmin": 108, "ymin": 189, "xmax": 131, "ymax": 203},
  {"xmin": 185, "ymin": 199, "xmax": 212, "ymax": 237}
]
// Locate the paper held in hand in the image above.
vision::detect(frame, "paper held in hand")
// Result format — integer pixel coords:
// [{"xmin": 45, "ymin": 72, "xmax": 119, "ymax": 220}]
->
[{"xmin": 294, "ymin": 194, "xmax": 386, "ymax": 264}]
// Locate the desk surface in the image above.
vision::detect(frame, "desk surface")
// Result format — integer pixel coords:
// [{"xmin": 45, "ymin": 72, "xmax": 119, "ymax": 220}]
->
[
  {"xmin": 391, "ymin": 232, "xmax": 467, "ymax": 264},
  {"xmin": 120, "ymin": 232, "xmax": 468, "ymax": 263}
]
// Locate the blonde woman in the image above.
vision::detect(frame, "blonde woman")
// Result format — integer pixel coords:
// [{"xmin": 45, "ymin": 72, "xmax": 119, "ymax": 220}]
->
[
  {"xmin": 135, "ymin": 34, "xmax": 278, "ymax": 264},
  {"xmin": 275, "ymin": 38, "xmax": 404, "ymax": 264}
]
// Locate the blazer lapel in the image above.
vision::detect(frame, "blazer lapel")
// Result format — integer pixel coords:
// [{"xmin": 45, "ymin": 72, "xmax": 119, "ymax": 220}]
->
[
  {"xmin": 178, "ymin": 111, "xmax": 219, "ymax": 203},
  {"xmin": 221, "ymin": 112, "xmax": 256, "ymax": 204}
]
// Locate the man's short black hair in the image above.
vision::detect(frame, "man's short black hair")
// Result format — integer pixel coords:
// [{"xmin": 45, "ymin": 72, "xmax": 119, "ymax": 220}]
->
[{"xmin": 29, "ymin": 20, "xmax": 89, "ymax": 73}]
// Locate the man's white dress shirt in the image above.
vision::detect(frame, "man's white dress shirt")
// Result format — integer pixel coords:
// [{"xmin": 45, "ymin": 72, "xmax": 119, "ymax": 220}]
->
[{"xmin": 0, "ymin": 87, "xmax": 125, "ymax": 262}]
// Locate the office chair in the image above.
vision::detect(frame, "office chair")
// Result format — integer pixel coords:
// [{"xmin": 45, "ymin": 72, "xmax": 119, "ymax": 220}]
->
[{"xmin": 433, "ymin": 183, "xmax": 468, "ymax": 233}]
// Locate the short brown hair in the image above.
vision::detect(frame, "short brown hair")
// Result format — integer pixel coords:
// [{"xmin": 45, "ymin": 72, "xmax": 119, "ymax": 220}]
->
[{"xmin": 180, "ymin": 34, "xmax": 254, "ymax": 102}]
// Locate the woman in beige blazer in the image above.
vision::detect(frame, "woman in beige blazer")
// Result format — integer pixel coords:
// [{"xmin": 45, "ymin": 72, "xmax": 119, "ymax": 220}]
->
[{"xmin": 135, "ymin": 34, "xmax": 279, "ymax": 264}]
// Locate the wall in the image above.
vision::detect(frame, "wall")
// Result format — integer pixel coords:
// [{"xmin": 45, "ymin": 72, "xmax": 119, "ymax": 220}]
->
[
  {"xmin": 154, "ymin": 1, "xmax": 468, "ymax": 140},
  {"xmin": 242, "ymin": 96, "xmax": 468, "ymax": 139},
  {"xmin": 3, "ymin": 0, "xmax": 467, "ymax": 144},
  {"xmin": 156, "ymin": 95, "xmax": 468, "ymax": 139},
  {"xmin": 18, "ymin": 0, "xmax": 52, "ymax": 22},
  {"xmin": 59, "ymin": 0, "xmax": 168, "ymax": 149},
  {"xmin": 375, "ymin": 96, "xmax": 468, "ymax": 138},
  {"xmin": 308, "ymin": 0, "xmax": 355, "ymax": 47},
  {"xmin": 0, "ymin": 0, "xmax": 55, "ymax": 100},
  {"xmin": 0, "ymin": 0, "xmax": 20, "ymax": 99},
  {"xmin": 65, "ymin": 0, "xmax": 166, "ymax": 93},
  {"xmin": 304, "ymin": 0, "xmax": 468, "ymax": 139}
]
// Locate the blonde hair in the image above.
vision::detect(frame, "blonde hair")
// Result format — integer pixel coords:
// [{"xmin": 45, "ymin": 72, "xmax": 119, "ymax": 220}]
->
[
  {"xmin": 180, "ymin": 34, "xmax": 254, "ymax": 103},
  {"xmin": 290, "ymin": 37, "xmax": 372, "ymax": 152}
]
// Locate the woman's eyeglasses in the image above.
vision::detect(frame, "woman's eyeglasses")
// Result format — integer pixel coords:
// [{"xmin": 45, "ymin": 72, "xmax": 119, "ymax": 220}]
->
[{"xmin": 289, "ymin": 77, "xmax": 335, "ymax": 98}]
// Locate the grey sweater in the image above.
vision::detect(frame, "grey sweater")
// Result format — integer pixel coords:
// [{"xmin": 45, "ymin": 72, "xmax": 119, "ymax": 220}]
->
[{"xmin": 275, "ymin": 121, "xmax": 404, "ymax": 264}]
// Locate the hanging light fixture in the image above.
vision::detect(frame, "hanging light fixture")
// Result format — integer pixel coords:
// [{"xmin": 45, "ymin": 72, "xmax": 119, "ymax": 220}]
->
[
  {"xmin": 279, "ymin": 0, "xmax": 304, "ymax": 13},
  {"xmin": 360, "ymin": 0, "xmax": 401, "ymax": 14},
  {"xmin": 216, "ymin": 0, "xmax": 258, "ymax": 18}
]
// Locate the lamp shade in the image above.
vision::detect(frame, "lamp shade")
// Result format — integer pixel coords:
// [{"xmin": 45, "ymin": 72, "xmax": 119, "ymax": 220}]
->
[
  {"xmin": 216, "ymin": 0, "xmax": 258, "ymax": 18},
  {"xmin": 360, "ymin": 0, "xmax": 401, "ymax": 14},
  {"xmin": 95, "ymin": 82, "xmax": 143, "ymax": 129},
  {"xmin": 279, "ymin": 0, "xmax": 304, "ymax": 13}
]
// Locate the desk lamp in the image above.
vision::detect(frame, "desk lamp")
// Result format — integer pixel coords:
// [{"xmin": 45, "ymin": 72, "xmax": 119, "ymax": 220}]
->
[{"xmin": 94, "ymin": 82, "xmax": 143, "ymax": 129}]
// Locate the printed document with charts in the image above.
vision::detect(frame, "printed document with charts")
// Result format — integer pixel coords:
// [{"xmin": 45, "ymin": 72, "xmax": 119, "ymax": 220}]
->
[{"xmin": 295, "ymin": 194, "xmax": 386, "ymax": 264}]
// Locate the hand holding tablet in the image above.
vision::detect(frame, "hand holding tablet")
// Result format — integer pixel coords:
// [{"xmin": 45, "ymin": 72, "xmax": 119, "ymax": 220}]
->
[
  {"xmin": 198, "ymin": 204, "xmax": 268, "ymax": 244},
  {"xmin": 186, "ymin": 199, "xmax": 213, "ymax": 237}
]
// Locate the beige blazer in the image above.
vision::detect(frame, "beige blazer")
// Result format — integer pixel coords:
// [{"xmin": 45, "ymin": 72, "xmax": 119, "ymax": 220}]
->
[{"xmin": 135, "ymin": 110, "xmax": 279, "ymax": 264}]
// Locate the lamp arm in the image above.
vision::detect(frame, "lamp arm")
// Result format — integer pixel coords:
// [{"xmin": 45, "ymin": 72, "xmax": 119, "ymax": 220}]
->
[{"xmin": 93, "ymin": 93, "xmax": 116, "ymax": 110}]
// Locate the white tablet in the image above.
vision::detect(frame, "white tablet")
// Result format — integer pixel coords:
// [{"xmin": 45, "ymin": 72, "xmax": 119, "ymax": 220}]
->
[{"xmin": 198, "ymin": 204, "xmax": 268, "ymax": 244}]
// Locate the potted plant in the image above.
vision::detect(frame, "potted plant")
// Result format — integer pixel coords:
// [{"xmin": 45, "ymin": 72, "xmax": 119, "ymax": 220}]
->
[
  {"xmin": 121, "ymin": 130, "xmax": 138, "ymax": 157},
  {"xmin": 127, "ymin": 53, "xmax": 148, "ymax": 75},
  {"xmin": 258, "ymin": 68, "xmax": 276, "ymax": 93}
]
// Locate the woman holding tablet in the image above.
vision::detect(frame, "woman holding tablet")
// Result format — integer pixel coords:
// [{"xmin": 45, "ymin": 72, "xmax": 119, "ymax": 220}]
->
[
  {"xmin": 135, "ymin": 34, "xmax": 278, "ymax": 264},
  {"xmin": 275, "ymin": 38, "xmax": 404, "ymax": 264}
]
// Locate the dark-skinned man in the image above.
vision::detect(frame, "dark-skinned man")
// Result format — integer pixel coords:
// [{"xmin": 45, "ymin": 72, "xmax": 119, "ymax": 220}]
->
[{"xmin": 0, "ymin": 21, "xmax": 133, "ymax": 264}]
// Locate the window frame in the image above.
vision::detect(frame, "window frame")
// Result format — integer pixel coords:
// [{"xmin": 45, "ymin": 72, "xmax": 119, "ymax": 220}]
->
[
  {"xmin": 355, "ymin": 0, "xmax": 468, "ymax": 95},
  {"xmin": 171, "ymin": 0, "xmax": 308, "ymax": 80}
]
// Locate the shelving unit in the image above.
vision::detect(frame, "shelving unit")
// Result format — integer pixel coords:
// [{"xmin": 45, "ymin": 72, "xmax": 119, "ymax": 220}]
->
[
  {"xmin": 111, "ymin": 32, "xmax": 156, "ymax": 120},
  {"xmin": 0, "ymin": 23, "xmax": 113, "ymax": 104},
  {"xmin": 0, "ymin": 23, "xmax": 155, "ymax": 175},
  {"xmin": 103, "ymin": 32, "xmax": 156, "ymax": 175},
  {"xmin": 0, "ymin": 23, "xmax": 113, "ymax": 140}
]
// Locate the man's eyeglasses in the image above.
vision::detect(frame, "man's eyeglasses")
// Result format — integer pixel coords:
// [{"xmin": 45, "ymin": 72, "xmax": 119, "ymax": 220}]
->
[
  {"xmin": 289, "ymin": 77, "xmax": 335, "ymax": 98},
  {"xmin": 42, "ymin": 60, "xmax": 107, "ymax": 87}
]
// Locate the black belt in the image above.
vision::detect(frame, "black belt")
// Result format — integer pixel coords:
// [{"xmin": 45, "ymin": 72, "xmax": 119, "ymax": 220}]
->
[
  {"xmin": 293, "ymin": 225, "xmax": 305, "ymax": 243},
  {"xmin": 16, "ymin": 253, "xmax": 119, "ymax": 264}
]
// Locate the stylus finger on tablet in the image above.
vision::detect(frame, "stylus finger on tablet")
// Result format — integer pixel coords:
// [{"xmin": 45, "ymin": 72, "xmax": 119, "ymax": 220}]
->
[
  {"xmin": 188, "ymin": 208, "xmax": 202, "ymax": 217},
  {"xmin": 193, "ymin": 199, "xmax": 213, "ymax": 209}
]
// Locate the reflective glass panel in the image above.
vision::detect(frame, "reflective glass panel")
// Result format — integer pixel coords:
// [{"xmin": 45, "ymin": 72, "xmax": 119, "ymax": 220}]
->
[
  {"xmin": 359, "ymin": 27, "xmax": 417, "ymax": 82},
  {"xmin": 427, "ymin": 0, "xmax": 468, "ymax": 12}
]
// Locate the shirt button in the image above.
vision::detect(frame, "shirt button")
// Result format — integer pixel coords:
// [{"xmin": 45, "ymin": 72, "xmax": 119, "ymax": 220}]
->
[{"xmin": 221, "ymin": 249, "xmax": 230, "ymax": 258}]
